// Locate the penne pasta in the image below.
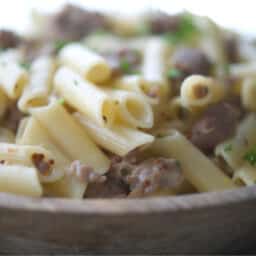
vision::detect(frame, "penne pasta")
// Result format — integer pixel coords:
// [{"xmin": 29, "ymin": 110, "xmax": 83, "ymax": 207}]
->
[
  {"xmin": 215, "ymin": 114, "xmax": 256, "ymax": 170},
  {"xmin": 16, "ymin": 117, "xmax": 86, "ymax": 198},
  {"xmin": 113, "ymin": 75, "xmax": 158, "ymax": 104},
  {"xmin": 75, "ymin": 112, "xmax": 154, "ymax": 156},
  {"xmin": 145, "ymin": 130, "xmax": 237, "ymax": 192},
  {"xmin": 0, "ymin": 164, "xmax": 42, "ymax": 197},
  {"xmin": 30, "ymin": 101, "xmax": 110, "ymax": 174},
  {"xmin": 0, "ymin": 143, "xmax": 64, "ymax": 183},
  {"xmin": 0, "ymin": 58, "xmax": 28, "ymax": 99},
  {"xmin": 59, "ymin": 43, "xmax": 111, "ymax": 83},
  {"xmin": 105, "ymin": 89, "xmax": 153, "ymax": 128},
  {"xmin": 54, "ymin": 67, "xmax": 116, "ymax": 126},
  {"xmin": 18, "ymin": 56, "xmax": 56, "ymax": 112},
  {"xmin": 141, "ymin": 37, "xmax": 168, "ymax": 86},
  {"xmin": 180, "ymin": 75, "xmax": 224, "ymax": 109},
  {"xmin": 233, "ymin": 164, "xmax": 256, "ymax": 186}
]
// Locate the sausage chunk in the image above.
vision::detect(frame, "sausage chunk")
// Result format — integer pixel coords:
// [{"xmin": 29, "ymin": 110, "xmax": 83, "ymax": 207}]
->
[
  {"xmin": 3, "ymin": 103, "xmax": 24, "ymax": 133},
  {"xmin": 85, "ymin": 174, "xmax": 129, "ymax": 198},
  {"xmin": 172, "ymin": 47, "xmax": 212, "ymax": 76},
  {"xmin": 169, "ymin": 47, "xmax": 212, "ymax": 95},
  {"xmin": 224, "ymin": 34, "xmax": 240, "ymax": 63},
  {"xmin": 47, "ymin": 4, "xmax": 108, "ymax": 41},
  {"xmin": 190, "ymin": 99, "xmax": 243, "ymax": 153},
  {"xmin": 148, "ymin": 11, "xmax": 181, "ymax": 34},
  {"xmin": 126, "ymin": 158, "xmax": 184, "ymax": 197},
  {"xmin": 102, "ymin": 48, "xmax": 142, "ymax": 75},
  {"xmin": 0, "ymin": 30, "xmax": 21, "ymax": 49}
]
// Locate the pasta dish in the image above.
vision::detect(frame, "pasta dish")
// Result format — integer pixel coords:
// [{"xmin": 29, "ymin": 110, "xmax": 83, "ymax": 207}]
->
[{"xmin": 0, "ymin": 4, "xmax": 254, "ymax": 198}]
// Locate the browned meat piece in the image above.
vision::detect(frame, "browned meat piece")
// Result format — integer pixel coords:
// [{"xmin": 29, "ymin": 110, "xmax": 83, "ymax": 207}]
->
[
  {"xmin": 148, "ymin": 11, "xmax": 181, "ymax": 34},
  {"xmin": 47, "ymin": 4, "xmax": 108, "ymax": 41},
  {"xmin": 126, "ymin": 158, "xmax": 184, "ymax": 197},
  {"xmin": 68, "ymin": 160, "xmax": 106, "ymax": 184},
  {"xmin": 0, "ymin": 30, "xmax": 21, "ymax": 49},
  {"xmin": 102, "ymin": 48, "xmax": 142, "ymax": 75},
  {"xmin": 190, "ymin": 99, "xmax": 243, "ymax": 153},
  {"xmin": 224, "ymin": 34, "xmax": 240, "ymax": 63},
  {"xmin": 85, "ymin": 174, "xmax": 129, "ymax": 198},
  {"xmin": 3, "ymin": 103, "xmax": 24, "ymax": 133},
  {"xmin": 172, "ymin": 47, "xmax": 212, "ymax": 76},
  {"xmin": 169, "ymin": 48, "xmax": 212, "ymax": 95},
  {"xmin": 31, "ymin": 153, "xmax": 54, "ymax": 176}
]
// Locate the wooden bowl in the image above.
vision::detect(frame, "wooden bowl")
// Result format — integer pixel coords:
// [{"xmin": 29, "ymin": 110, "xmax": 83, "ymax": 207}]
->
[{"xmin": 0, "ymin": 186, "xmax": 256, "ymax": 254}]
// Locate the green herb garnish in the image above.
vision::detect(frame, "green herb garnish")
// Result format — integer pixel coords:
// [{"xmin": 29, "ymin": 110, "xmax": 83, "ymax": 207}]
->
[
  {"xmin": 19, "ymin": 62, "xmax": 30, "ymax": 70},
  {"xmin": 120, "ymin": 59, "xmax": 132, "ymax": 73},
  {"xmin": 54, "ymin": 40, "xmax": 69, "ymax": 53},
  {"xmin": 164, "ymin": 13, "xmax": 198, "ymax": 45},
  {"xmin": 58, "ymin": 98, "xmax": 65, "ymax": 105},
  {"xmin": 244, "ymin": 146, "xmax": 256, "ymax": 166},
  {"xmin": 167, "ymin": 68, "xmax": 183, "ymax": 79},
  {"xmin": 224, "ymin": 144, "xmax": 232, "ymax": 152}
]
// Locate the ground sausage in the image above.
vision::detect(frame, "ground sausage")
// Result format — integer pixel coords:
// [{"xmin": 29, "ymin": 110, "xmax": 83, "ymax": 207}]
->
[
  {"xmin": 68, "ymin": 160, "xmax": 106, "ymax": 184},
  {"xmin": 224, "ymin": 34, "xmax": 240, "ymax": 63},
  {"xmin": 169, "ymin": 47, "xmax": 212, "ymax": 95},
  {"xmin": 148, "ymin": 12, "xmax": 181, "ymax": 34},
  {"xmin": 3, "ymin": 103, "xmax": 24, "ymax": 133},
  {"xmin": 190, "ymin": 99, "xmax": 243, "ymax": 153},
  {"xmin": 126, "ymin": 158, "xmax": 184, "ymax": 197},
  {"xmin": 85, "ymin": 174, "xmax": 129, "ymax": 198},
  {"xmin": 0, "ymin": 30, "xmax": 21, "ymax": 49},
  {"xmin": 102, "ymin": 48, "xmax": 142, "ymax": 76},
  {"xmin": 47, "ymin": 4, "xmax": 108, "ymax": 41},
  {"xmin": 172, "ymin": 47, "xmax": 212, "ymax": 76}
]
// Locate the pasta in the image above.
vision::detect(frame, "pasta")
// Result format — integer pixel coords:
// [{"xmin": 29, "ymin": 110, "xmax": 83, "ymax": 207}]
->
[
  {"xmin": 18, "ymin": 56, "xmax": 56, "ymax": 112},
  {"xmin": 30, "ymin": 101, "xmax": 110, "ymax": 175},
  {"xmin": 0, "ymin": 143, "xmax": 64, "ymax": 183},
  {"xmin": 16, "ymin": 117, "xmax": 86, "ymax": 198},
  {"xmin": 146, "ymin": 131, "xmax": 237, "ymax": 192},
  {"xmin": 180, "ymin": 75, "xmax": 224, "ymax": 109},
  {"xmin": 0, "ymin": 58, "xmax": 28, "ymax": 99},
  {"xmin": 74, "ymin": 112, "xmax": 154, "ymax": 156},
  {"xmin": 0, "ymin": 164, "xmax": 42, "ymax": 197},
  {"xmin": 59, "ymin": 43, "xmax": 111, "ymax": 83},
  {"xmin": 141, "ymin": 37, "xmax": 168, "ymax": 86},
  {"xmin": 233, "ymin": 164, "xmax": 256, "ymax": 186},
  {"xmin": 0, "ymin": 5, "xmax": 254, "ymax": 199},
  {"xmin": 215, "ymin": 114, "xmax": 256, "ymax": 170},
  {"xmin": 113, "ymin": 75, "xmax": 158, "ymax": 104},
  {"xmin": 54, "ymin": 67, "xmax": 116, "ymax": 126},
  {"xmin": 241, "ymin": 78, "xmax": 256, "ymax": 111},
  {"xmin": 104, "ymin": 89, "xmax": 154, "ymax": 128}
]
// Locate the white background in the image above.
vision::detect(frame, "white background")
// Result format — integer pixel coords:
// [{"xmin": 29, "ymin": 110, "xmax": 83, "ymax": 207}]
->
[{"xmin": 0, "ymin": 0, "xmax": 255, "ymax": 36}]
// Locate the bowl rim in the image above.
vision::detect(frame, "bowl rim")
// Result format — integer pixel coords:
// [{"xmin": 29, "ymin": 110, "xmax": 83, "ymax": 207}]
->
[{"xmin": 0, "ymin": 186, "xmax": 255, "ymax": 215}]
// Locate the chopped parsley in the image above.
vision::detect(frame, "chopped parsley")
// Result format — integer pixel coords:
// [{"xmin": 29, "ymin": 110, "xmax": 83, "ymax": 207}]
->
[
  {"xmin": 58, "ymin": 98, "xmax": 65, "ymax": 105},
  {"xmin": 119, "ymin": 59, "xmax": 140, "ymax": 74},
  {"xmin": 224, "ymin": 144, "xmax": 232, "ymax": 152},
  {"xmin": 19, "ymin": 62, "xmax": 30, "ymax": 70},
  {"xmin": 244, "ymin": 146, "xmax": 256, "ymax": 166},
  {"xmin": 120, "ymin": 59, "xmax": 132, "ymax": 73},
  {"xmin": 54, "ymin": 40, "xmax": 70, "ymax": 53},
  {"xmin": 164, "ymin": 13, "xmax": 198, "ymax": 45},
  {"xmin": 167, "ymin": 68, "xmax": 183, "ymax": 79}
]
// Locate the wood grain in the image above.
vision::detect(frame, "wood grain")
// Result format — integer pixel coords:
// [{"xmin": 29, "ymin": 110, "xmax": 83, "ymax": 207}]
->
[{"xmin": 0, "ymin": 186, "xmax": 256, "ymax": 254}]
